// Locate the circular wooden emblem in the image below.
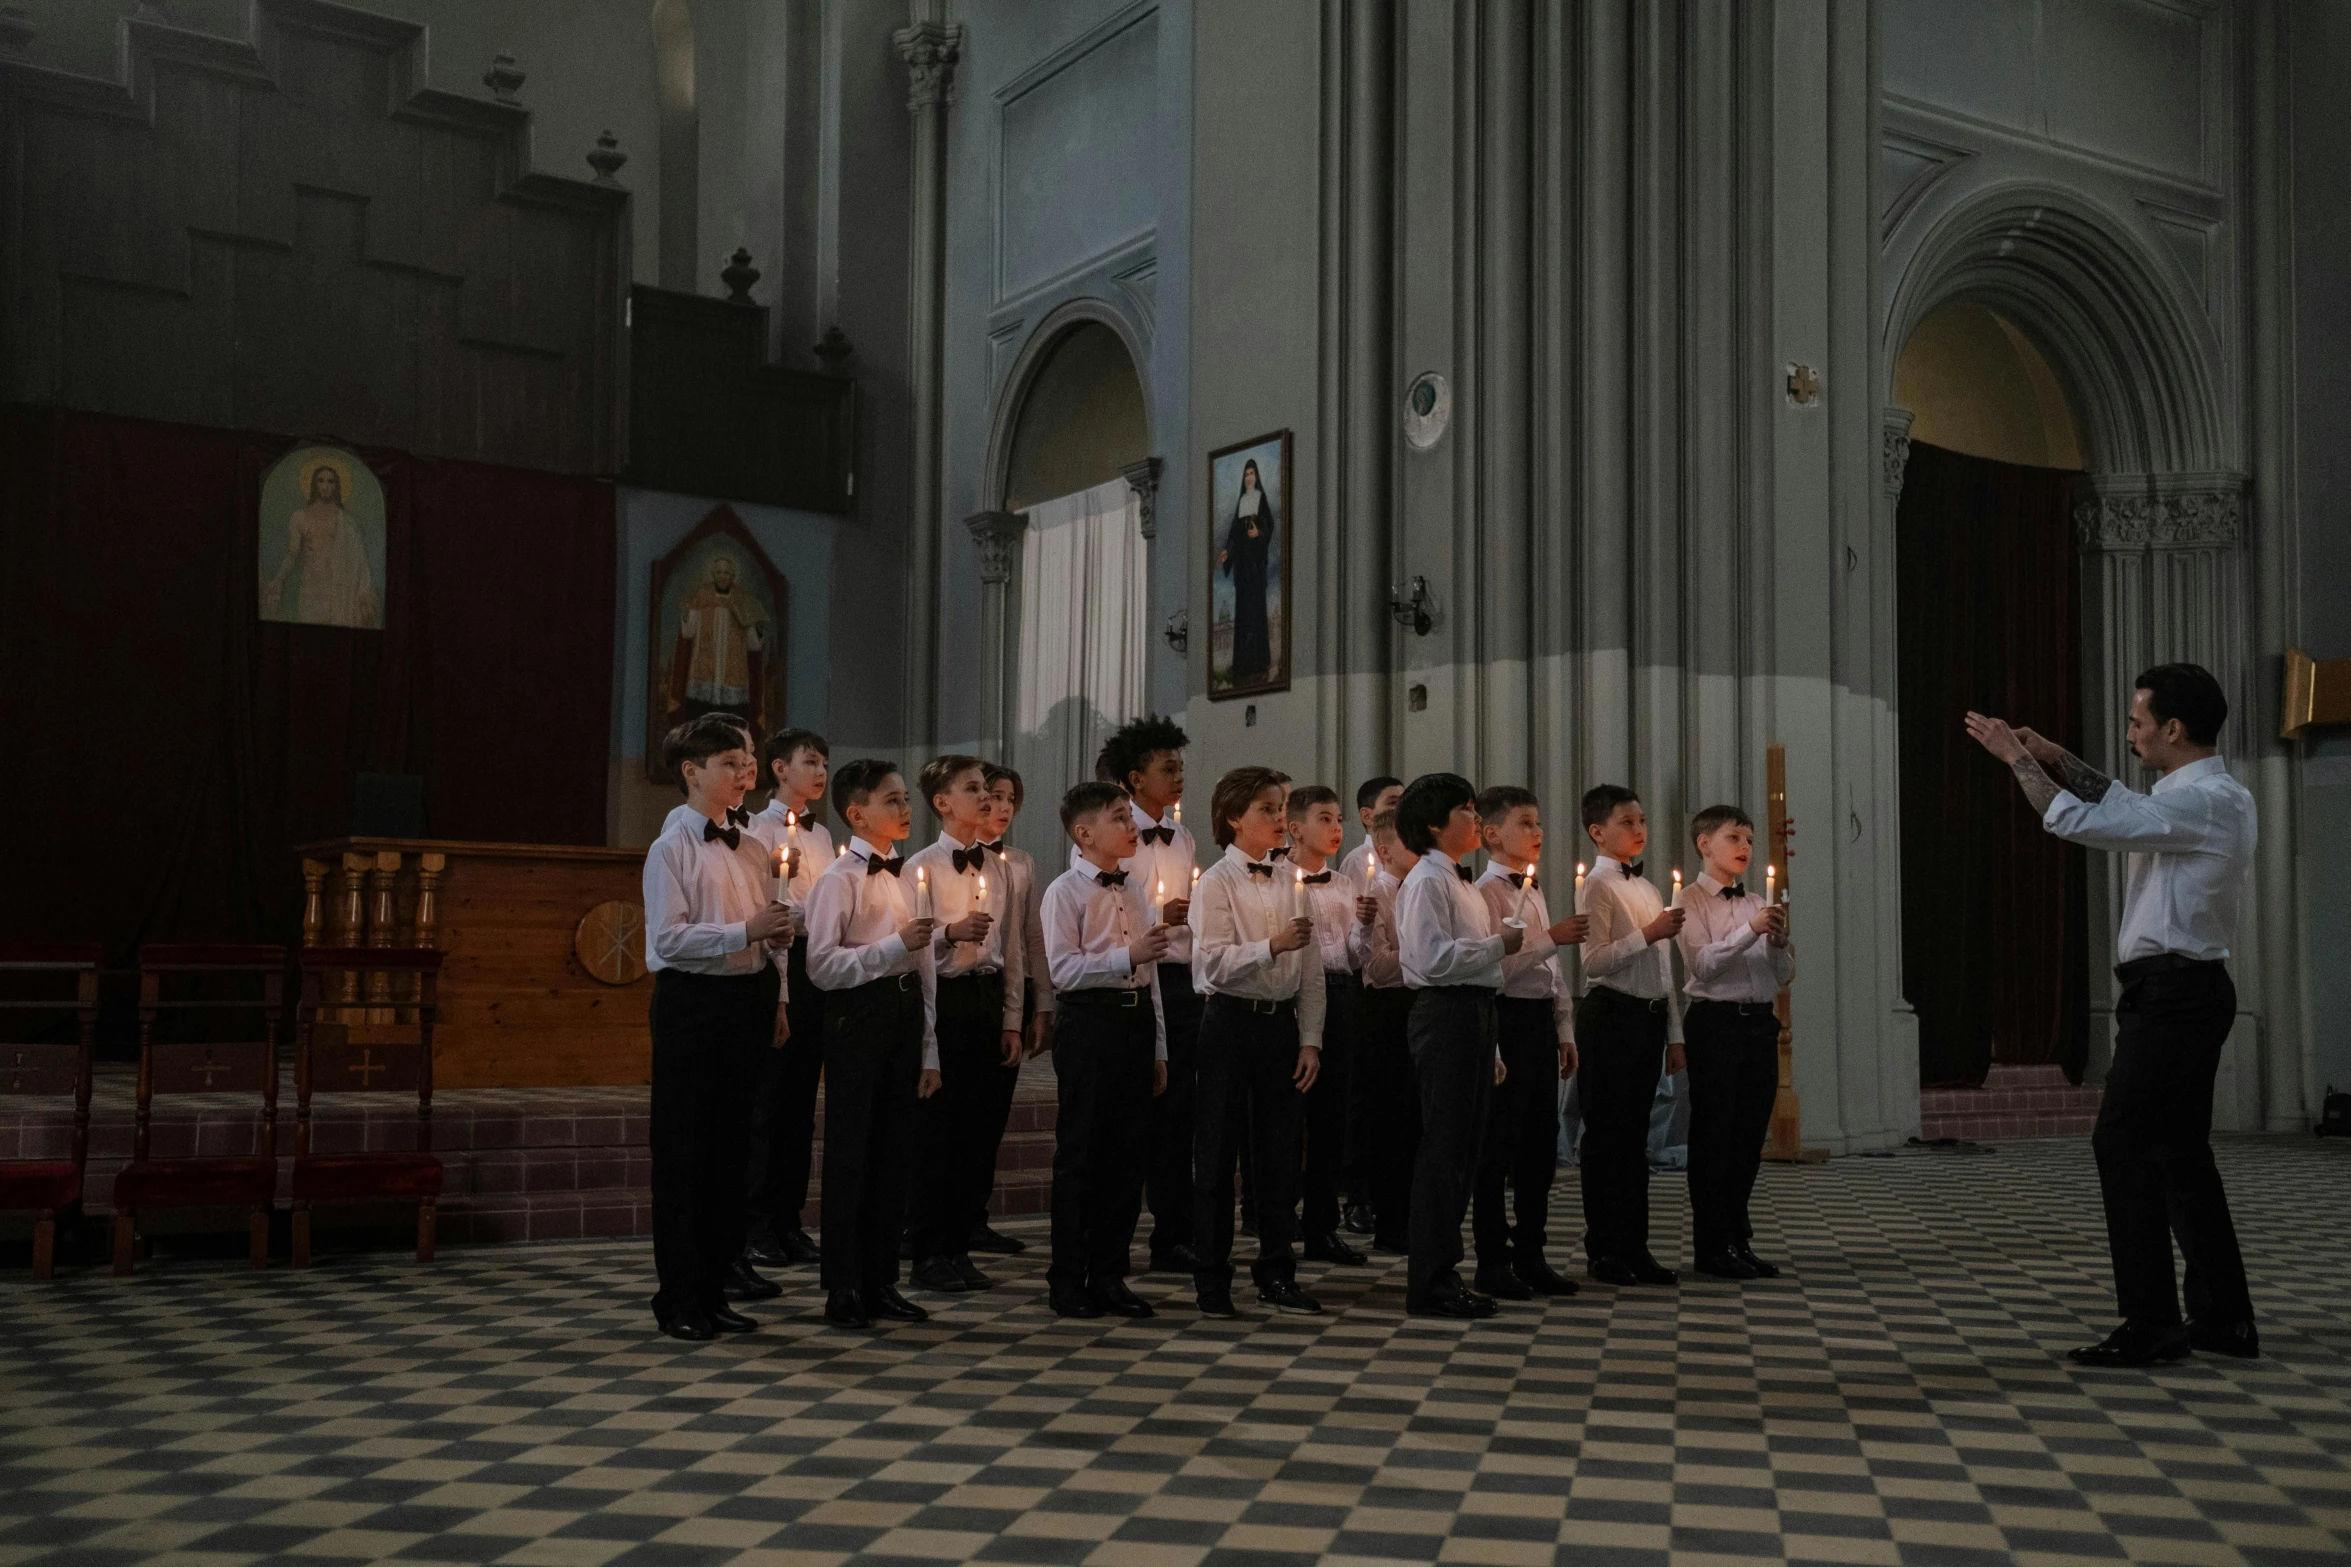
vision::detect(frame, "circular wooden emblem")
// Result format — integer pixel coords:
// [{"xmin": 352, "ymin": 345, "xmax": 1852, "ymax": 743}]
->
[{"xmin": 575, "ymin": 900, "xmax": 648, "ymax": 985}]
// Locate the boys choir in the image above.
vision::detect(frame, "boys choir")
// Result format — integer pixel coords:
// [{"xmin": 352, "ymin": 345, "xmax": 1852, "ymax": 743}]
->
[{"xmin": 641, "ymin": 713, "xmax": 1795, "ymax": 1339}]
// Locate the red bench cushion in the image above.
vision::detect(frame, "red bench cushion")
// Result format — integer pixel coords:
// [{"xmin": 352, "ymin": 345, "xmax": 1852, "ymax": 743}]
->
[
  {"xmin": 114, "ymin": 1158, "xmax": 276, "ymax": 1210},
  {"xmin": 0, "ymin": 1161, "xmax": 82, "ymax": 1212},
  {"xmin": 291, "ymin": 1153, "xmax": 442, "ymax": 1203}
]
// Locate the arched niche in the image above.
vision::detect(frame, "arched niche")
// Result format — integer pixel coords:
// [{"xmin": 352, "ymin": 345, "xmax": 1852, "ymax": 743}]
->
[
  {"xmin": 1894, "ymin": 303, "xmax": 2083, "ymax": 471},
  {"xmin": 983, "ymin": 300, "xmax": 1153, "ymax": 513}
]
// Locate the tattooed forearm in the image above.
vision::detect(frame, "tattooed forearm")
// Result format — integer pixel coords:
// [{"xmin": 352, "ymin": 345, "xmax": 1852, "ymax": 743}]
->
[
  {"xmin": 2049, "ymin": 749, "xmax": 2113, "ymax": 802},
  {"xmin": 2008, "ymin": 753, "xmax": 2065, "ymax": 816}
]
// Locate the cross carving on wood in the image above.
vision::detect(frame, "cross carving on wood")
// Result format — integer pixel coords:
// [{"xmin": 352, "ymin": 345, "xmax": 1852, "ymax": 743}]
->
[
  {"xmin": 194, "ymin": 1051, "xmax": 227, "ymax": 1088},
  {"xmin": 1785, "ymin": 363, "xmax": 1821, "ymax": 406},
  {"xmin": 348, "ymin": 1048, "xmax": 385, "ymax": 1086}
]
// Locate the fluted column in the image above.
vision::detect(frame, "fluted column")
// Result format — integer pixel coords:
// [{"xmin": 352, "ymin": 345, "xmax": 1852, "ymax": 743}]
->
[
  {"xmin": 1336, "ymin": 0, "xmax": 1394, "ymax": 792},
  {"xmin": 966, "ymin": 509, "xmax": 1026, "ymax": 761},
  {"xmin": 896, "ymin": 12, "xmax": 961, "ymax": 761}
]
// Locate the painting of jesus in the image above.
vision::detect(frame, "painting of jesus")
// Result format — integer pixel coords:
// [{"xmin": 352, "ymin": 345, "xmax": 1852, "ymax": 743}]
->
[{"xmin": 257, "ymin": 446, "xmax": 385, "ymax": 630}]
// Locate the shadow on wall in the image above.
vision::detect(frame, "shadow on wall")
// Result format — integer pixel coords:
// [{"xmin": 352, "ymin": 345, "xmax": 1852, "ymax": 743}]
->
[{"xmin": 1009, "ymin": 694, "xmax": 1126, "ymax": 873}]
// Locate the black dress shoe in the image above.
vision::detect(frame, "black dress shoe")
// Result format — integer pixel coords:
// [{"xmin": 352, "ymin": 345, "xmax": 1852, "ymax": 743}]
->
[
  {"xmin": 722, "ymin": 1260, "xmax": 783, "ymax": 1301},
  {"xmin": 1344, "ymin": 1203, "xmax": 1376, "ymax": 1236},
  {"xmin": 910, "ymin": 1255, "xmax": 969, "ymax": 1293},
  {"xmin": 1257, "ymin": 1278, "xmax": 1323, "ymax": 1315},
  {"xmin": 778, "ymin": 1228, "xmax": 822, "ymax": 1265},
  {"xmin": 868, "ymin": 1286, "xmax": 930, "ymax": 1323},
  {"xmin": 705, "ymin": 1303, "xmax": 758, "ymax": 1333},
  {"xmin": 1370, "ymin": 1232, "xmax": 1409, "ymax": 1256},
  {"xmin": 824, "ymin": 1288, "xmax": 872, "ymax": 1329},
  {"xmin": 741, "ymin": 1229, "xmax": 795, "ymax": 1268},
  {"xmin": 1732, "ymin": 1242, "xmax": 1780, "ymax": 1278},
  {"xmin": 952, "ymin": 1254, "xmax": 995, "ymax": 1291},
  {"xmin": 967, "ymin": 1223, "xmax": 1027, "ymax": 1255},
  {"xmin": 1092, "ymin": 1282, "xmax": 1156, "ymax": 1319},
  {"xmin": 1693, "ymin": 1250, "xmax": 1758, "ymax": 1281},
  {"xmin": 1515, "ymin": 1259, "xmax": 1580, "ymax": 1296},
  {"xmin": 658, "ymin": 1309, "xmax": 716, "ymax": 1342},
  {"xmin": 1473, "ymin": 1265, "xmax": 1534, "ymax": 1301},
  {"xmin": 1586, "ymin": 1255, "xmax": 1638, "ymax": 1286},
  {"xmin": 1408, "ymin": 1287, "xmax": 1497, "ymax": 1320},
  {"xmin": 2068, "ymin": 1319, "xmax": 2191, "ymax": 1367},
  {"xmin": 1627, "ymin": 1254, "xmax": 1680, "ymax": 1286},
  {"xmin": 1150, "ymin": 1242, "xmax": 1203, "ymax": 1274},
  {"xmin": 1303, "ymin": 1231, "xmax": 1368, "ymax": 1266},
  {"xmin": 1050, "ymin": 1287, "xmax": 1104, "ymax": 1319},
  {"xmin": 2187, "ymin": 1317, "xmax": 2260, "ymax": 1359},
  {"xmin": 1196, "ymin": 1286, "xmax": 1243, "ymax": 1319}
]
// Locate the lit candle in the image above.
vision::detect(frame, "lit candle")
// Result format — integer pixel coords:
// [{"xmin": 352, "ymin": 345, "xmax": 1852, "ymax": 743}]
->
[
  {"xmin": 976, "ymin": 871, "xmax": 988, "ymax": 909},
  {"xmin": 1766, "ymin": 863, "xmax": 1777, "ymax": 903},
  {"xmin": 1671, "ymin": 867, "xmax": 1683, "ymax": 902},
  {"xmin": 1514, "ymin": 867, "xmax": 1534, "ymax": 924},
  {"xmin": 1172, "ymin": 800, "xmax": 1182, "ymax": 830},
  {"xmin": 1293, "ymin": 866, "xmax": 1308, "ymax": 921},
  {"xmin": 1574, "ymin": 861, "xmax": 1587, "ymax": 898},
  {"xmin": 1154, "ymin": 877, "xmax": 1166, "ymax": 927},
  {"xmin": 774, "ymin": 843, "xmax": 789, "ymax": 902},
  {"xmin": 915, "ymin": 865, "xmax": 931, "ymax": 918}
]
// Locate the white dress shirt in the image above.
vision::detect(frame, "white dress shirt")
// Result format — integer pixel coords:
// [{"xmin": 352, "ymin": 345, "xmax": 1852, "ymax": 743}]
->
[
  {"xmin": 996, "ymin": 842, "xmax": 1055, "ymax": 1015},
  {"xmin": 1041, "ymin": 864, "xmax": 1168, "ymax": 1060},
  {"xmin": 1577, "ymin": 855, "xmax": 1683, "ymax": 1042},
  {"xmin": 641, "ymin": 810, "xmax": 787, "ymax": 986},
  {"xmin": 1396, "ymin": 850, "xmax": 1507, "ymax": 991},
  {"xmin": 1674, "ymin": 872, "xmax": 1793, "ymax": 1004},
  {"xmin": 802, "ymin": 836, "xmax": 939, "ymax": 1070},
  {"xmin": 2043, "ymin": 754, "xmax": 2256, "ymax": 963},
  {"xmin": 906, "ymin": 829, "xmax": 1024, "ymax": 1033},
  {"xmin": 1071, "ymin": 802, "xmax": 1197, "ymax": 965},
  {"xmin": 1190, "ymin": 845, "xmax": 1328, "ymax": 1050},
  {"xmin": 749, "ymin": 798, "xmax": 835, "ymax": 908},
  {"xmin": 1360, "ymin": 868, "xmax": 1406, "ymax": 989},
  {"xmin": 1295, "ymin": 859, "xmax": 1374, "ymax": 974},
  {"xmin": 1476, "ymin": 863, "xmax": 1573, "ymax": 1040}
]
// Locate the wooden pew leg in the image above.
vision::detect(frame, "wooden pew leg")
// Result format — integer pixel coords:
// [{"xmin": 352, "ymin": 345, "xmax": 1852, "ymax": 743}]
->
[
  {"xmin": 416, "ymin": 1202, "xmax": 437, "ymax": 1263},
  {"xmin": 248, "ymin": 1208, "xmax": 269, "ymax": 1270},
  {"xmin": 292, "ymin": 1205, "xmax": 312, "ymax": 1270},
  {"xmin": 31, "ymin": 1216, "xmax": 54, "ymax": 1281},
  {"xmin": 112, "ymin": 1213, "xmax": 134, "ymax": 1277}
]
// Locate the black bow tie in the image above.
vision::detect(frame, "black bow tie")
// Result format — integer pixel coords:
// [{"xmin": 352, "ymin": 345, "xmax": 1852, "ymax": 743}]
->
[
  {"xmin": 864, "ymin": 854, "xmax": 903, "ymax": 877},
  {"xmin": 1455, "ymin": 863, "xmax": 1474, "ymax": 883},
  {"xmin": 1301, "ymin": 870, "xmax": 1332, "ymax": 885},
  {"xmin": 979, "ymin": 839, "xmax": 1006, "ymax": 855},
  {"xmin": 1721, "ymin": 882, "xmax": 1746, "ymax": 900},
  {"xmin": 1269, "ymin": 844, "xmax": 1289, "ymax": 859},
  {"xmin": 703, "ymin": 819, "xmax": 741, "ymax": 850},
  {"xmin": 726, "ymin": 805, "xmax": 750, "ymax": 827},
  {"xmin": 1245, "ymin": 861, "xmax": 1276, "ymax": 878},
  {"xmin": 1139, "ymin": 825, "xmax": 1174, "ymax": 846},
  {"xmin": 1508, "ymin": 872, "xmax": 1537, "ymax": 890},
  {"xmin": 1621, "ymin": 862, "xmax": 1643, "ymax": 879},
  {"xmin": 1096, "ymin": 869, "xmax": 1127, "ymax": 888},
  {"xmin": 951, "ymin": 846, "xmax": 987, "ymax": 875}
]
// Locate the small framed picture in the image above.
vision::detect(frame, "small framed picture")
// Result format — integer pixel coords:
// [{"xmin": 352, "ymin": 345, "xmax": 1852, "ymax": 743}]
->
[
  {"xmin": 645, "ymin": 505, "xmax": 789, "ymax": 782},
  {"xmin": 1206, "ymin": 429, "xmax": 1292, "ymax": 699}
]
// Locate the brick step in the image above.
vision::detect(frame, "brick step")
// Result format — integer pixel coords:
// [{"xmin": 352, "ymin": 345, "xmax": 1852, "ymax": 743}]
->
[
  {"xmin": 1919, "ymin": 1087, "xmax": 2104, "ymax": 1115},
  {"xmin": 1919, "ymin": 1111, "xmax": 2100, "ymax": 1141}
]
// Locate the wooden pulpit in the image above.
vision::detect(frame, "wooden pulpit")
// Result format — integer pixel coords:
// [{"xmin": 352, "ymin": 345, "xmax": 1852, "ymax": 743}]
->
[{"xmin": 297, "ymin": 838, "xmax": 651, "ymax": 1089}]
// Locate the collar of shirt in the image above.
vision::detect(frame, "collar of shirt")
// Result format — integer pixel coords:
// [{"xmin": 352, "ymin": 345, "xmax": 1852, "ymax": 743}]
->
[
  {"xmin": 2153, "ymin": 754, "xmax": 2226, "ymax": 795},
  {"xmin": 1477, "ymin": 859, "xmax": 1532, "ymax": 888},
  {"xmin": 1423, "ymin": 849, "xmax": 1460, "ymax": 875},
  {"xmin": 934, "ymin": 827, "xmax": 977, "ymax": 854},
  {"xmin": 1132, "ymin": 801, "xmax": 1177, "ymax": 831},
  {"xmin": 1222, "ymin": 843, "xmax": 1277, "ymax": 874},
  {"xmin": 847, "ymin": 836, "xmax": 896, "ymax": 864},
  {"xmin": 1695, "ymin": 871, "xmax": 1740, "ymax": 898},
  {"xmin": 1591, "ymin": 854, "xmax": 1628, "ymax": 878}
]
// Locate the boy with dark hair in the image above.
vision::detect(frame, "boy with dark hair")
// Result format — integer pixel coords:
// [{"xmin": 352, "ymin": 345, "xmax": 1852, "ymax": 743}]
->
[
  {"xmin": 742, "ymin": 727, "xmax": 831, "ymax": 1270},
  {"xmin": 1673, "ymin": 804, "xmax": 1791, "ymax": 1281},
  {"xmin": 976, "ymin": 763, "xmax": 1051, "ymax": 1255},
  {"xmin": 905, "ymin": 756, "xmax": 1025, "ymax": 1295},
  {"xmin": 1394, "ymin": 772, "xmax": 1524, "ymax": 1318},
  {"xmin": 1356, "ymin": 808, "xmax": 1418, "ymax": 1252},
  {"xmin": 1189, "ymin": 765, "xmax": 1326, "ymax": 1317},
  {"xmin": 803, "ymin": 760, "xmax": 941, "ymax": 1330},
  {"xmin": 1090, "ymin": 715, "xmax": 1202, "ymax": 1275},
  {"xmin": 1575, "ymin": 784, "xmax": 1685, "ymax": 1288},
  {"xmin": 1472, "ymin": 785, "xmax": 1588, "ymax": 1298},
  {"xmin": 1340, "ymin": 776, "xmax": 1404, "ymax": 885},
  {"xmin": 1286, "ymin": 784, "xmax": 1371, "ymax": 1267},
  {"xmin": 1042, "ymin": 781, "xmax": 1172, "ymax": 1318},
  {"xmin": 643, "ymin": 715, "xmax": 795, "ymax": 1341}
]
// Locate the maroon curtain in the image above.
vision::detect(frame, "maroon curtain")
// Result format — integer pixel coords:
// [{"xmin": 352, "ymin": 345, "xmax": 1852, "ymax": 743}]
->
[
  {"xmin": 0, "ymin": 404, "xmax": 614, "ymax": 962},
  {"xmin": 1896, "ymin": 440, "xmax": 2089, "ymax": 1087}
]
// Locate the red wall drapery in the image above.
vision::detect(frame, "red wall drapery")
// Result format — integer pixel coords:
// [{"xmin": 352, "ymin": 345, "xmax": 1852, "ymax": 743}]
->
[{"xmin": 0, "ymin": 404, "xmax": 615, "ymax": 958}]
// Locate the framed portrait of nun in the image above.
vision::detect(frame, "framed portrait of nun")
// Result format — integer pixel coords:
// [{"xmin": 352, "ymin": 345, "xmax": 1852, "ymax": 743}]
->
[
  {"xmin": 258, "ymin": 445, "xmax": 386, "ymax": 630},
  {"xmin": 1207, "ymin": 430, "xmax": 1292, "ymax": 699}
]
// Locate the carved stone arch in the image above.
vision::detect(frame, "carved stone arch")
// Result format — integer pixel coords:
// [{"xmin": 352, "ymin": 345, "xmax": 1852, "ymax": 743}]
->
[{"xmin": 980, "ymin": 297, "xmax": 1155, "ymax": 514}]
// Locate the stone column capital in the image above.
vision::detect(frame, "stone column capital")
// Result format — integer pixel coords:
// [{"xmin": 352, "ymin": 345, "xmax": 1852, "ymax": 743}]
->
[
  {"xmin": 966, "ymin": 509, "xmax": 1026, "ymax": 585},
  {"xmin": 1121, "ymin": 457, "xmax": 1163, "ymax": 540},
  {"xmin": 893, "ymin": 19, "xmax": 963, "ymax": 112},
  {"xmin": 2073, "ymin": 473, "xmax": 2248, "ymax": 552},
  {"xmin": 1882, "ymin": 406, "xmax": 1915, "ymax": 503}
]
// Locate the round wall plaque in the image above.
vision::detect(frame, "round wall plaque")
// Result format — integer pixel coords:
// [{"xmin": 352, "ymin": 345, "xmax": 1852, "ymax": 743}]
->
[
  {"xmin": 575, "ymin": 900, "xmax": 649, "ymax": 985},
  {"xmin": 1402, "ymin": 371, "xmax": 1451, "ymax": 450}
]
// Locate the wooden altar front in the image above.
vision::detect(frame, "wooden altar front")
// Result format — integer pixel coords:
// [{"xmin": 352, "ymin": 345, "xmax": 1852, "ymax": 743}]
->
[{"xmin": 297, "ymin": 839, "xmax": 651, "ymax": 1089}]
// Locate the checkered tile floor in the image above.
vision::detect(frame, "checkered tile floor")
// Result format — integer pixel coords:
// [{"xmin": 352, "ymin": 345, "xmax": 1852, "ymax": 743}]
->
[{"xmin": 4, "ymin": 1136, "xmax": 2348, "ymax": 1567}]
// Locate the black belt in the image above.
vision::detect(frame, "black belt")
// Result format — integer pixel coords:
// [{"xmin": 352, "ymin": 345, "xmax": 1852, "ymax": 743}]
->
[
  {"xmin": 848, "ymin": 972, "xmax": 922, "ymax": 996},
  {"xmin": 1688, "ymin": 998, "xmax": 1777, "ymax": 1019},
  {"xmin": 939, "ymin": 968, "xmax": 1004, "ymax": 986},
  {"xmin": 1209, "ymin": 993, "xmax": 1296, "ymax": 1017},
  {"xmin": 1060, "ymin": 986, "xmax": 1149, "ymax": 1010},
  {"xmin": 1588, "ymin": 984, "xmax": 1668, "ymax": 1014},
  {"xmin": 2116, "ymin": 953, "xmax": 2225, "ymax": 983}
]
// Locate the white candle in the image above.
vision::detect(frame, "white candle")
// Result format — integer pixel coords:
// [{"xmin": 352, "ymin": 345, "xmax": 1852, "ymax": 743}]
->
[
  {"xmin": 1575, "ymin": 861, "xmax": 1587, "ymax": 895},
  {"xmin": 774, "ymin": 844, "xmax": 789, "ymax": 901},
  {"xmin": 915, "ymin": 865, "xmax": 931, "ymax": 918},
  {"xmin": 1766, "ymin": 863, "xmax": 1777, "ymax": 903},
  {"xmin": 1172, "ymin": 800, "xmax": 1182, "ymax": 830},
  {"xmin": 1514, "ymin": 868, "xmax": 1533, "ymax": 923},
  {"xmin": 1154, "ymin": 877, "xmax": 1166, "ymax": 926},
  {"xmin": 1293, "ymin": 866, "xmax": 1308, "ymax": 921},
  {"xmin": 1671, "ymin": 867, "xmax": 1683, "ymax": 902}
]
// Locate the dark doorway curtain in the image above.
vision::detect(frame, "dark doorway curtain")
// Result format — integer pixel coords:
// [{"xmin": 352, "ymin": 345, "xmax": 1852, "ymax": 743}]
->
[
  {"xmin": 0, "ymin": 404, "xmax": 615, "ymax": 968},
  {"xmin": 1896, "ymin": 440, "xmax": 2090, "ymax": 1087}
]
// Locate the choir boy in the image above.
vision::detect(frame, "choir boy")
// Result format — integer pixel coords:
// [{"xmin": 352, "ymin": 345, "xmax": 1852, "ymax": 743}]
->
[
  {"xmin": 906, "ymin": 757, "xmax": 1026, "ymax": 1294},
  {"xmin": 1091, "ymin": 717, "xmax": 1201, "ymax": 1274},
  {"xmin": 643, "ymin": 715, "xmax": 796, "ymax": 1342},
  {"xmin": 1042, "ymin": 781, "xmax": 1173, "ymax": 1318},
  {"xmin": 804, "ymin": 760, "xmax": 941, "ymax": 1330},
  {"xmin": 977, "ymin": 763, "xmax": 1050, "ymax": 1254},
  {"xmin": 1672, "ymin": 805, "xmax": 1791, "ymax": 1280},
  {"xmin": 1356, "ymin": 809, "xmax": 1419, "ymax": 1253},
  {"xmin": 1340, "ymin": 777, "xmax": 1404, "ymax": 886},
  {"xmin": 1286, "ymin": 785, "xmax": 1371, "ymax": 1266},
  {"xmin": 1395, "ymin": 772, "xmax": 1523, "ymax": 1319},
  {"xmin": 1471, "ymin": 787, "xmax": 1588, "ymax": 1299},
  {"xmin": 1575, "ymin": 785, "xmax": 1686, "ymax": 1287},
  {"xmin": 1189, "ymin": 766, "xmax": 1326, "ymax": 1317},
  {"xmin": 1342, "ymin": 777, "xmax": 1406, "ymax": 1234},
  {"xmin": 742, "ymin": 728, "xmax": 832, "ymax": 1270}
]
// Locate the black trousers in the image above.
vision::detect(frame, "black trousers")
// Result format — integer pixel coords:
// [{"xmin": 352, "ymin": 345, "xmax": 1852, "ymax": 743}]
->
[
  {"xmin": 1356, "ymin": 985, "xmax": 1419, "ymax": 1240},
  {"xmin": 1473, "ymin": 997, "xmax": 1561, "ymax": 1270},
  {"xmin": 1299, "ymin": 970, "xmax": 1360, "ymax": 1236},
  {"xmin": 1575, "ymin": 985, "xmax": 1668, "ymax": 1262},
  {"xmin": 1191, "ymin": 994, "xmax": 1307, "ymax": 1289},
  {"xmin": 1682, "ymin": 999, "xmax": 1779, "ymax": 1257},
  {"xmin": 2094, "ymin": 958, "xmax": 2252, "ymax": 1326},
  {"xmin": 818, "ymin": 974, "xmax": 924, "ymax": 1295},
  {"xmin": 1406, "ymin": 986, "xmax": 1497, "ymax": 1303},
  {"xmin": 1048, "ymin": 990, "xmax": 1155, "ymax": 1292},
  {"xmin": 910, "ymin": 971, "xmax": 1016, "ymax": 1260},
  {"xmin": 744, "ymin": 936, "xmax": 825, "ymax": 1237},
  {"xmin": 649, "ymin": 964, "xmax": 779, "ymax": 1320},
  {"xmin": 1146, "ymin": 960, "xmax": 1203, "ymax": 1255}
]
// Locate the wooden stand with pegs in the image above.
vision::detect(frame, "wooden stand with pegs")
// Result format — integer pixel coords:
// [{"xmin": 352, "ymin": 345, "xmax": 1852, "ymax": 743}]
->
[{"xmin": 1762, "ymin": 743, "xmax": 1829, "ymax": 1163}]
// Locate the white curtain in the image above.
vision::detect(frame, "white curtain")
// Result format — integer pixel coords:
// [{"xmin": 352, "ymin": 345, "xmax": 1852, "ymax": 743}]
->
[{"xmin": 1010, "ymin": 476, "xmax": 1149, "ymax": 862}]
